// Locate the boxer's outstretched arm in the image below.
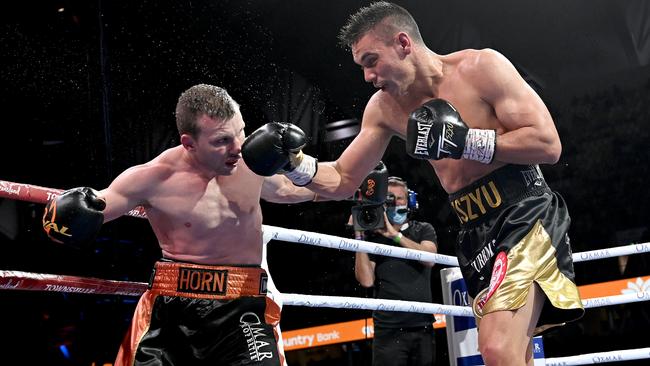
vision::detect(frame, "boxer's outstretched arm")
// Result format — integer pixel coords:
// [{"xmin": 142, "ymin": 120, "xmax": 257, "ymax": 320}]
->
[
  {"xmin": 42, "ymin": 162, "xmax": 156, "ymax": 244},
  {"xmin": 309, "ymin": 117, "xmax": 394, "ymax": 200},
  {"xmin": 261, "ymin": 174, "xmax": 319, "ymax": 204}
]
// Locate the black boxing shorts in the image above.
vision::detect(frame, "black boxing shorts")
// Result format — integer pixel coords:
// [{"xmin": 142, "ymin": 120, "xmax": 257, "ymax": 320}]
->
[
  {"xmin": 448, "ymin": 164, "xmax": 584, "ymax": 334},
  {"xmin": 114, "ymin": 261, "xmax": 282, "ymax": 366}
]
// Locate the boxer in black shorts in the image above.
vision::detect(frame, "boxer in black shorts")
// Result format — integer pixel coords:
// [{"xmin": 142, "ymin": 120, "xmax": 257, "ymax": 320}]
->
[
  {"xmin": 116, "ymin": 261, "xmax": 282, "ymax": 365},
  {"xmin": 42, "ymin": 84, "xmax": 318, "ymax": 366},
  {"xmin": 243, "ymin": 3, "xmax": 586, "ymax": 364},
  {"xmin": 449, "ymin": 164, "xmax": 584, "ymax": 334}
]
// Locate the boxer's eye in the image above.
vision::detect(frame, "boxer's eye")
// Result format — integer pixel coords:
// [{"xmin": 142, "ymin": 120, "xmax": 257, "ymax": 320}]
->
[{"xmin": 212, "ymin": 137, "xmax": 231, "ymax": 146}]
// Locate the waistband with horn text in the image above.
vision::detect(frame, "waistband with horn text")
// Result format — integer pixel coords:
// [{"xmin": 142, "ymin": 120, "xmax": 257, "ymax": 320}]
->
[{"xmin": 148, "ymin": 261, "xmax": 268, "ymax": 300}]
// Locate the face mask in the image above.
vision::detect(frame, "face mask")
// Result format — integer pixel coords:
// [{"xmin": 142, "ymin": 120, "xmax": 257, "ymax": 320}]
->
[{"xmin": 387, "ymin": 205, "xmax": 408, "ymax": 225}]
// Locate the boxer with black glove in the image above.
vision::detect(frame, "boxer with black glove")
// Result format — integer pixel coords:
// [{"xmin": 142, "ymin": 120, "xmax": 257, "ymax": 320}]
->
[
  {"xmin": 241, "ymin": 122, "xmax": 317, "ymax": 186},
  {"xmin": 352, "ymin": 161, "xmax": 389, "ymax": 204},
  {"xmin": 42, "ymin": 187, "xmax": 106, "ymax": 245},
  {"xmin": 349, "ymin": 161, "xmax": 389, "ymax": 232},
  {"xmin": 406, "ymin": 98, "xmax": 496, "ymax": 164}
]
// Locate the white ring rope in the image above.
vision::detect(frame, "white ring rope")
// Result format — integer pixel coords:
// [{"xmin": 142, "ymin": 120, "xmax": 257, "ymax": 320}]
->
[
  {"xmin": 265, "ymin": 225, "xmax": 460, "ymax": 266},
  {"xmin": 264, "ymin": 225, "xmax": 650, "ymax": 266},
  {"xmin": 582, "ymin": 291, "xmax": 650, "ymax": 308},
  {"xmin": 572, "ymin": 242, "xmax": 650, "ymax": 262},
  {"xmin": 279, "ymin": 291, "xmax": 650, "ymax": 314},
  {"xmin": 2, "ymin": 270, "xmax": 648, "ymax": 316},
  {"xmin": 544, "ymin": 347, "xmax": 650, "ymax": 366},
  {"xmin": 281, "ymin": 293, "xmax": 474, "ymax": 317}
]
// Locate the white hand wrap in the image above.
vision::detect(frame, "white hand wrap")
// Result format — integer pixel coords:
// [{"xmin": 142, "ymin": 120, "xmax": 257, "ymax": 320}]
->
[
  {"xmin": 285, "ymin": 152, "xmax": 317, "ymax": 186},
  {"xmin": 462, "ymin": 129, "xmax": 496, "ymax": 164}
]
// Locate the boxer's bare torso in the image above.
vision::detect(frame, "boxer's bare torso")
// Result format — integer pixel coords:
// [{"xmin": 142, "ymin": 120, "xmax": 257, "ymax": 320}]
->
[
  {"xmin": 315, "ymin": 47, "xmax": 558, "ymax": 198},
  {"xmin": 100, "ymin": 146, "xmax": 265, "ymax": 265},
  {"xmin": 367, "ymin": 50, "xmax": 506, "ymax": 193}
]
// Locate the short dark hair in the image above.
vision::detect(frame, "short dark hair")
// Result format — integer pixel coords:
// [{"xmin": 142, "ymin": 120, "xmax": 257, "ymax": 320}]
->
[
  {"xmin": 175, "ymin": 84, "xmax": 239, "ymax": 137},
  {"xmin": 338, "ymin": 1, "xmax": 423, "ymax": 49}
]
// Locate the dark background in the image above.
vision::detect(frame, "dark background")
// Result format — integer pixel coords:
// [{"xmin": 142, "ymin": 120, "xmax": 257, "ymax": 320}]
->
[{"xmin": 1, "ymin": 0, "xmax": 649, "ymax": 364}]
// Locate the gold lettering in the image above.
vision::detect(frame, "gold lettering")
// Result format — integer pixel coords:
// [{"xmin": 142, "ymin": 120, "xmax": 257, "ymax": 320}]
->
[
  {"xmin": 453, "ymin": 181, "xmax": 504, "ymax": 223},
  {"xmin": 214, "ymin": 272, "xmax": 225, "ymax": 293},
  {"xmin": 179, "ymin": 269, "xmax": 190, "ymax": 290},
  {"xmin": 461, "ymin": 195, "xmax": 478, "ymax": 220},
  {"xmin": 482, "ymin": 181, "xmax": 502, "ymax": 208},
  {"xmin": 453, "ymin": 200, "xmax": 469, "ymax": 223},
  {"xmin": 190, "ymin": 271, "xmax": 200, "ymax": 290},
  {"xmin": 43, "ymin": 222, "xmax": 73, "ymax": 236},
  {"xmin": 177, "ymin": 269, "xmax": 227, "ymax": 293},
  {"xmin": 201, "ymin": 272, "xmax": 213, "ymax": 292},
  {"xmin": 468, "ymin": 188, "xmax": 487, "ymax": 214}
]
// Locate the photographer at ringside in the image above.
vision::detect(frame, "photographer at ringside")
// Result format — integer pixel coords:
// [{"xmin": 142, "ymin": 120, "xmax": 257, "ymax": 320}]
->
[{"xmin": 351, "ymin": 173, "xmax": 438, "ymax": 366}]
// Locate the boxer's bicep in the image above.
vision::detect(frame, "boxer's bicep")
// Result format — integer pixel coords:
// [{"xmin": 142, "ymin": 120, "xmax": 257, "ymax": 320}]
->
[{"xmin": 100, "ymin": 164, "xmax": 156, "ymax": 221}]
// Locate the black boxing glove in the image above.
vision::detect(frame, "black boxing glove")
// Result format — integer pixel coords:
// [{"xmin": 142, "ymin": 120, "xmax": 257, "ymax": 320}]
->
[
  {"xmin": 353, "ymin": 161, "xmax": 388, "ymax": 204},
  {"xmin": 406, "ymin": 99, "xmax": 496, "ymax": 164},
  {"xmin": 42, "ymin": 187, "xmax": 106, "ymax": 245},
  {"xmin": 242, "ymin": 122, "xmax": 317, "ymax": 186}
]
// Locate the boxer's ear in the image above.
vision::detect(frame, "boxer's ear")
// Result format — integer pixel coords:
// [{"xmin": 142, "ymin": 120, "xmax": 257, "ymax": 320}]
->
[
  {"xmin": 397, "ymin": 33, "xmax": 411, "ymax": 55},
  {"xmin": 181, "ymin": 134, "xmax": 195, "ymax": 150}
]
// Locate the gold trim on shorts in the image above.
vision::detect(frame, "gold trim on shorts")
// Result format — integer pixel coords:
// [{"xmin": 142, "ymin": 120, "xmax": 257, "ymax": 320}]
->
[
  {"xmin": 472, "ymin": 220, "xmax": 583, "ymax": 327},
  {"xmin": 149, "ymin": 261, "xmax": 268, "ymax": 300}
]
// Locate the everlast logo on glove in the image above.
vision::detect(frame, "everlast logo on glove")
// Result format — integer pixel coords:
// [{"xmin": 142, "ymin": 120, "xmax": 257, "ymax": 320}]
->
[
  {"xmin": 414, "ymin": 120, "xmax": 433, "ymax": 157},
  {"xmin": 407, "ymin": 99, "xmax": 483, "ymax": 161},
  {"xmin": 408, "ymin": 107, "xmax": 434, "ymax": 157}
]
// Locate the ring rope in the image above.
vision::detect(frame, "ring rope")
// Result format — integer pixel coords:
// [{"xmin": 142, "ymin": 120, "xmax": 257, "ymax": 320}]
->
[
  {"xmin": 281, "ymin": 293, "xmax": 473, "ymax": 317},
  {"xmin": 0, "ymin": 270, "xmax": 147, "ymax": 296},
  {"xmin": 571, "ymin": 243, "xmax": 650, "ymax": 263},
  {"xmin": 0, "ymin": 180, "xmax": 147, "ymax": 218},
  {"xmin": 282, "ymin": 291, "xmax": 650, "ymax": 312},
  {"xmin": 1, "ymin": 270, "xmax": 648, "ymax": 316},
  {"xmin": 265, "ymin": 226, "xmax": 650, "ymax": 265},
  {"xmin": 2, "ymin": 272, "xmax": 647, "ymax": 365},
  {"xmin": 544, "ymin": 347, "xmax": 650, "ymax": 365},
  {"xmin": 2, "ymin": 179, "xmax": 649, "ymax": 266},
  {"xmin": 266, "ymin": 225, "xmax": 459, "ymax": 266},
  {"xmin": 581, "ymin": 291, "xmax": 650, "ymax": 308}
]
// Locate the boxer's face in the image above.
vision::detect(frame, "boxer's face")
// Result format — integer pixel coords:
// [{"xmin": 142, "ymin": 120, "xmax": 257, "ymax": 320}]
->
[
  {"xmin": 352, "ymin": 30, "xmax": 410, "ymax": 96},
  {"xmin": 192, "ymin": 111, "xmax": 245, "ymax": 176}
]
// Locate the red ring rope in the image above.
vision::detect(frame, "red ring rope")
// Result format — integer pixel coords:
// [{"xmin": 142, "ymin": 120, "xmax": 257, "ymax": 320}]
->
[
  {"xmin": 0, "ymin": 179, "xmax": 147, "ymax": 218},
  {"xmin": 1, "ymin": 270, "xmax": 147, "ymax": 296}
]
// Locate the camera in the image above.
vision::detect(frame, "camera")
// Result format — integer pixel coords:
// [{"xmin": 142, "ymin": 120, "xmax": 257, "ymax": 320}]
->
[
  {"xmin": 351, "ymin": 203, "xmax": 385, "ymax": 231},
  {"xmin": 350, "ymin": 193, "xmax": 396, "ymax": 231}
]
